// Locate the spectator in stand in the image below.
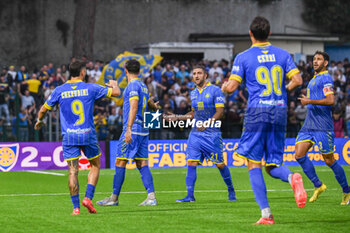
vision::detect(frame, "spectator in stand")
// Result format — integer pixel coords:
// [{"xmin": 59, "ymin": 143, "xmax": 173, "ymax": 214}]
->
[
  {"xmin": 295, "ymin": 102, "xmax": 307, "ymax": 129},
  {"xmin": 86, "ymin": 61, "xmax": 94, "ymax": 78},
  {"xmin": 156, "ymin": 74, "xmax": 169, "ymax": 98},
  {"xmin": 160, "ymin": 93, "xmax": 175, "ymax": 111},
  {"xmin": 47, "ymin": 63, "xmax": 55, "ymax": 75},
  {"xmin": 18, "ymin": 108, "xmax": 29, "ymax": 141},
  {"xmin": 8, "ymin": 66, "xmax": 17, "ymax": 84},
  {"xmin": 329, "ymin": 60, "xmax": 337, "ymax": 78},
  {"xmin": 56, "ymin": 68, "xmax": 66, "ymax": 85},
  {"xmin": 176, "ymin": 64, "xmax": 189, "ymax": 84},
  {"xmin": 39, "ymin": 65, "xmax": 49, "ymax": 81},
  {"xmin": 0, "ymin": 74, "xmax": 10, "ymax": 125},
  {"xmin": 185, "ymin": 77, "xmax": 195, "ymax": 90},
  {"xmin": 21, "ymin": 90, "xmax": 35, "ymax": 115},
  {"xmin": 153, "ymin": 64, "xmax": 162, "ymax": 83},
  {"xmin": 163, "ymin": 64, "xmax": 175, "ymax": 85},
  {"xmin": 44, "ymin": 84, "xmax": 55, "ymax": 100},
  {"xmin": 208, "ymin": 61, "xmax": 223, "ymax": 81},
  {"xmin": 333, "ymin": 109, "xmax": 348, "ymax": 138},
  {"xmin": 90, "ymin": 64, "xmax": 102, "ymax": 83},
  {"xmin": 145, "ymin": 77, "xmax": 156, "ymax": 98},
  {"xmin": 23, "ymin": 73, "xmax": 41, "ymax": 107},
  {"xmin": 346, "ymin": 100, "xmax": 350, "ymax": 131},
  {"xmin": 287, "ymin": 101, "xmax": 298, "ymax": 137},
  {"xmin": 108, "ymin": 107, "xmax": 122, "ymax": 140},
  {"xmin": 220, "ymin": 59, "xmax": 230, "ymax": 78},
  {"xmin": 61, "ymin": 64, "xmax": 70, "ymax": 79},
  {"xmin": 94, "ymin": 111, "xmax": 108, "ymax": 140}
]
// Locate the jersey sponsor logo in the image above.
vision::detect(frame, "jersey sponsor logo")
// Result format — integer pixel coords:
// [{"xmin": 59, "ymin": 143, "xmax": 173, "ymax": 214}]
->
[
  {"xmin": 257, "ymin": 54, "xmax": 276, "ymax": 63},
  {"xmin": 205, "ymin": 93, "xmax": 210, "ymax": 98},
  {"xmin": 144, "ymin": 110, "xmax": 161, "ymax": 129},
  {"xmin": 258, "ymin": 99, "xmax": 285, "ymax": 106},
  {"xmin": 66, "ymin": 128, "xmax": 92, "ymax": 134},
  {"xmin": 0, "ymin": 143, "xmax": 19, "ymax": 172}
]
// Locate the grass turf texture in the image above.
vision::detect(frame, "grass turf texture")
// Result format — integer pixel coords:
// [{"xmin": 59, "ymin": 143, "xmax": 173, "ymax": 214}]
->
[{"xmin": 1, "ymin": 166, "xmax": 350, "ymax": 233}]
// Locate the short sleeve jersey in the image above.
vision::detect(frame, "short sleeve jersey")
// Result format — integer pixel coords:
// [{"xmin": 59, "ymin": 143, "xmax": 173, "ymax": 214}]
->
[
  {"xmin": 302, "ymin": 71, "xmax": 334, "ymax": 131},
  {"xmin": 230, "ymin": 42, "xmax": 299, "ymax": 126},
  {"xmin": 190, "ymin": 82, "xmax": 224, "ymax": 133},
  {"xmin": 45, "ymin": 80, "xmax": 112, "ymax": 145},
  {"xmin": 122, "ymin": 79, "xmax": 150, "ymax": 135}
]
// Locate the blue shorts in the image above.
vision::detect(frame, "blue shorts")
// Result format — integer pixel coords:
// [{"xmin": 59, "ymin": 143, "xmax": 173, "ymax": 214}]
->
[
  {"xmin": 186, "ymin": 132, "xmax": 224, "ymax": 164},
  {"xmin": 234, "ymin": 123, "xmax": 285, "ymax": 166},
  {"xmin": 116, "ymin": 131, "xmax": 149, "ymax": 161},
  {"xmin": 63, "ymin": 143, "xmax": 101, "ymax": 161},
  {"xmin": 296, "ymin": 129, "xmax": 334, "ymax": 154}
]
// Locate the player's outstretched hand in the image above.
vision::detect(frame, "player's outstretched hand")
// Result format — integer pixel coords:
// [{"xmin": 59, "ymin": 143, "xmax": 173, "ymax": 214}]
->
[
  {"xmin": 153, "ymin": 101, "xmax": 160, "ymax": 110},
  {"xmin": 221, "ymin": 81, "xmax": 228, "ymax": 93},
  {"xmin": 34, "ymin": 121, "xmax": 44, "ymax": 130},
  {"xmin": 106, "ymin": 80, "xmax": 118, "ymax": 87},
  {"xmin": 298, "ymin": 94, "xmax": 310, "ymax": 106},
  {"xmin": 125, "ymin": 129, "xmax": 132, "ymax": 144}
]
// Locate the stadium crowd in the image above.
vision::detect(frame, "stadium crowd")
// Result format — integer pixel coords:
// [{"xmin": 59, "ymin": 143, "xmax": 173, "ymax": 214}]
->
[{"xmin": 0, "ymin": 56, "xmax": 349, "ymax": 142}]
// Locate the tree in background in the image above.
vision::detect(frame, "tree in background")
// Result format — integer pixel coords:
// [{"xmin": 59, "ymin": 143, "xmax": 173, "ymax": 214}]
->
[
  {"xmin": 73, "ymin": 0, "xmax": 98, "ymax": 60},
  {"xmin": 303, "ymin": 0, "xmax": 350, "ymax": 35}
]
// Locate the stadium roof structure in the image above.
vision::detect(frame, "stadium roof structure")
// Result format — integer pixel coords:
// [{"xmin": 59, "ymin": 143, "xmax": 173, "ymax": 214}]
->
[{"xmin": 189, "ymin": 33, "xmax": 340, "ymax": 42}]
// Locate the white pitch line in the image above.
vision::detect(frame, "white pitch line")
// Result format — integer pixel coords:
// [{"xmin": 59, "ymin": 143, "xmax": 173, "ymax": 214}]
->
[
  {"xmin": 0, "ymin": 188, "xmax": 340, "ymax": 197},
  {"xmin": 26, "ymin": 170, "xmax": 65, "ymax": 176}
]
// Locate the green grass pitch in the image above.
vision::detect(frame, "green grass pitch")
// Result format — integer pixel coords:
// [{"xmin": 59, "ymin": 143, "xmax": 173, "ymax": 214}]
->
[{"xmin": 1, "ymin": 166, "xmax": 350, "ymax": 233}]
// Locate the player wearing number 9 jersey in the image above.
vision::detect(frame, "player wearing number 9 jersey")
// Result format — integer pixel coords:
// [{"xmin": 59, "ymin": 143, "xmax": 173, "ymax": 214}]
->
[
  {"xmin": 35, "ymin": 60, "xmax": 121, "ymax": 215},
  {"xmin": 222, "ymin": 16, "xmax": 305, "ymax": 224}
]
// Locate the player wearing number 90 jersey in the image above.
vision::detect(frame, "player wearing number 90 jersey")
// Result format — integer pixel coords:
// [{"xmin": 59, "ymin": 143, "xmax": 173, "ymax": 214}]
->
[
  {"xmin": 45, "ymin": 80, "xmax": 112, "ymax": 153},
  {"xmin": 231, "ymin": 41, "xmax": 298, "ymax": 163},
  {"xmin": 222, "ymin": 16, "xmax": 305, "ymax": 224}
]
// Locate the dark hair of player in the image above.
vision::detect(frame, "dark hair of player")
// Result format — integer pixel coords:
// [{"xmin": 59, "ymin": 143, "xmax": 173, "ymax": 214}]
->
[
  {"xmin": 125, "ymin": 59, "xmax": 140, "ymax": 75},
  {"xmin": 69, "ymin": 60, "xmax": 86, "ymax": 77},
  {"xmin": 250, "ymin": 16, "xmax": 270, "ymax": 41},
  {"xmin": 193, "ymin": 65, "xmax": 208, "ymax": 76},
  {"xmin": 314, "ymin": 51, "xmax": 330, "ymax": 62}
]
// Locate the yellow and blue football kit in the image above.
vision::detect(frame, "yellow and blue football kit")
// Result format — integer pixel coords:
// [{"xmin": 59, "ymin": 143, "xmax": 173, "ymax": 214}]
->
[
  {"xmin": 295, "ymin": 71, "xmax": 334, "ymax": 154},
  {"xmin": 187, "ymin": 82, "xmax": 225, "ymax": 164},
  {"xmin": 231, "ymin": 42, "xmax": 299, "ymax": 165},
  {"xmin": 116, "ymin": 79, "xmax": 150, "ymax": 161},
  {"xmin": 45, "ymin": 80, "xmax": 112, "ymax": 160}
]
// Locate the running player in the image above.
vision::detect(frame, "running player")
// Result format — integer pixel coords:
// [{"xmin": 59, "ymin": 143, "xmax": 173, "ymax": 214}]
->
[
  {"xmin": 296, "ymin": 51, "xmax": 350, "ymax": 205},
  {"xmin": 222, "ymin": 16, "xmax": 305, "ymax": 224},
  {"xmin": 166, "ymin": 65, "xmax": 236, "ymax": 203},
  {"xmin": 97, "ymin": 59, "xmax": 159, "ymax": 207},
  {"xmin": 35, "ymin": 60, "xmax": 120, "ymax": 215}
]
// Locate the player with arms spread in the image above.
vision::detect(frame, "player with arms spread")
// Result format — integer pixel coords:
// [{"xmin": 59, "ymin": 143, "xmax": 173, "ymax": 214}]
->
[
  {"xmin": 35, "ymin": 60, "xmax": 121, "ymax": 215},
  {"xmin": 97, "ymin": 59, "xmax": 159, "ymax": 207},
  {"xmin": 166, "ymin": 65, "xmax": 236, "ymax": 203},
  {"xmin": 222, "ymin": 16, "xmax": 305, "ymax": 224},
  {"xmin": 296, "ymin": 51, "xmax": 350, "ymax": 205}
]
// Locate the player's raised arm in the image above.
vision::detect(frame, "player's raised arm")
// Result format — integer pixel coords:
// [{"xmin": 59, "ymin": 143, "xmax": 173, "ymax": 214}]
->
[
  {"xmin": 35, "ymin": 89, "xmax": 59, "ymax": 130},
  {"xmin": 222, "ymin": 79, "xmax": 240, "ymax": 94},
  {"xmin": 106, "ymin": 80, "xmax": 121, "ymax": 97},
  {"xmin": 286, "ymin": 72, "xmax": 303, "ymax": 91},
  {"xmin": 34, "ymin": 105, "xmax": 49, "ymax": 130}
]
